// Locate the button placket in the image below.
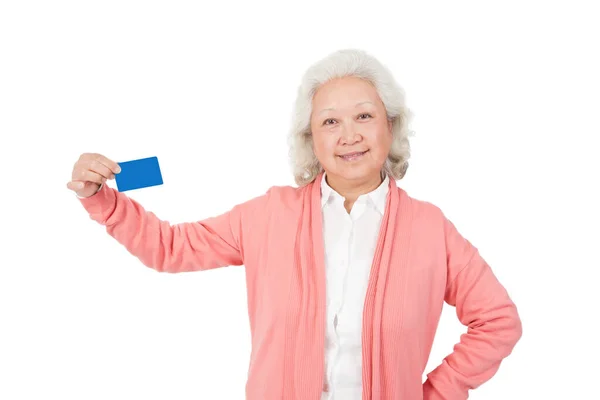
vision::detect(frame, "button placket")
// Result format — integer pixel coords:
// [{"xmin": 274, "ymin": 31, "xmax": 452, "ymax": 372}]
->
[
  {"xmin": 328, "ymin": 217, "xmax": 354, "ymax": 394},
  {"xmin": 321, "ymin": 182, "xmax": 387, "ymax": 398}
]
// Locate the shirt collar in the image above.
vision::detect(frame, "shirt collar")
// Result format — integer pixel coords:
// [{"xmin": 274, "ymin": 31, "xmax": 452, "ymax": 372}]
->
[{"xmin": 321, "ymin": 171, "xmax": 389, "ymax": 214}]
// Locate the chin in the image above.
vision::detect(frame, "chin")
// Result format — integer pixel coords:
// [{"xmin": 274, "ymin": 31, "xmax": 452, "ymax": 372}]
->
[{"xmin": 333, "ymin": 165, "xmax": 374, "ymax": 181}]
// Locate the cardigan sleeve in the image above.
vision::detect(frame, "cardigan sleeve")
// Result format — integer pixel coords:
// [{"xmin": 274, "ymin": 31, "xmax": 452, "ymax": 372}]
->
[
  {"xmin": 422, "ymin": 215, "xmax": 523, "ymax": 400},
  {"xmin": 77, "ymin": 182, "xmax": 268, "ymax": 273}
]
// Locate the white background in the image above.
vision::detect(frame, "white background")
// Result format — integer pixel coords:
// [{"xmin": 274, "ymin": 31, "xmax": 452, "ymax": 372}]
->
[{"xmin": 1, "ymin": 1, "xmax": 599, "ymax": 399}]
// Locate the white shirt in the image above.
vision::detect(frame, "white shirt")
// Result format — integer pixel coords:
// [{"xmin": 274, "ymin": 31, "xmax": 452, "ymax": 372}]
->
[{"xmin": 320, "ymin": 171, "xmax": 389, "ymax": 400}]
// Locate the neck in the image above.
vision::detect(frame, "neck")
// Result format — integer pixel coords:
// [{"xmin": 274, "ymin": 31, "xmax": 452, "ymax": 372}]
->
[{"xmin": 325, "ymin": 171, "xmax": 384, "ymax": 209}]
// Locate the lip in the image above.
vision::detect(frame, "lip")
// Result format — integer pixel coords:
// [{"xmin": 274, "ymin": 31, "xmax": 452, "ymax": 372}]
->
[{"xmin": 338, "ymin": 150, "xmax": 368, "ymax": 157}]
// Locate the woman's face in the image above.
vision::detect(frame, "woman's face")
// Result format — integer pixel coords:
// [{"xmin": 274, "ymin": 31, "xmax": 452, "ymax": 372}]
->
[{"xmin": 310, "ymin": 76, "xmax": 392, "ymax": 185}]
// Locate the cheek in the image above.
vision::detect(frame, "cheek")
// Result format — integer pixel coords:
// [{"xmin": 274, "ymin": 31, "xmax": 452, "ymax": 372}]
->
[
  {"xmin": 313, "ymin": 134, "xmax": 336, "ymax": 157},
  {"xmin": 369, "ymin": 129, "xmax": 393, "ymax": 157}
]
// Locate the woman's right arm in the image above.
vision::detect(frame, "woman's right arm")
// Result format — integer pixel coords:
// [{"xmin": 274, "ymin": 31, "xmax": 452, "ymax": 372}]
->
[
  {"xmin": 79, "ymin": 183, "xmax": 253, "ymax": 273},
  {"xmin": 68, "ymin": 153, "xmax": 261, "ymax": 273}
]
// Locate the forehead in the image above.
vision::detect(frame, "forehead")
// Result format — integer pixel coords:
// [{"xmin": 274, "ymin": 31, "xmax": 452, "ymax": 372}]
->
[{"xmin": 312, "ymin": 76, "xmax": 381, "ymax": 111}]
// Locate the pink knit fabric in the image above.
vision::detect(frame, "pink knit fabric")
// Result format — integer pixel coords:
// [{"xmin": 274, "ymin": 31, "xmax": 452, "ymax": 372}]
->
[{"xmin": 78, "ymin": 172, "xmax": 522, "ymax": 399}]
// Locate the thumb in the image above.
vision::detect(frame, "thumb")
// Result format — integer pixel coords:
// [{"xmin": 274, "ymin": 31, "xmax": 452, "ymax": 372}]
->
[{"xmin": 67, "ymin": 181, "xmax": 84, "ymax": 191}]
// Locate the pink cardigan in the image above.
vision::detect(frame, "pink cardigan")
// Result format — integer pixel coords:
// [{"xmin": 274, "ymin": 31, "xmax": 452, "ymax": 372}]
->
[{"xmin": 78, "ymin": 172, "xmax": 522, "ymax": 399}]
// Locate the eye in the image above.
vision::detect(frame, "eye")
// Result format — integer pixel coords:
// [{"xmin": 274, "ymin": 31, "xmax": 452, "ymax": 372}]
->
[
  {"xmin": 358, "ymin": 113, "xmax": 372, "ymax": 119},
  {"xmin": 323, "ymin": 118, "xmax": 336, "ymax": 125}
]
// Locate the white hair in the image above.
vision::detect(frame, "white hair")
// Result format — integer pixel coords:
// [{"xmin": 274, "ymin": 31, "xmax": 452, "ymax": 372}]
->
[{"xmin": 287, "ymin": 48, "xmax": 415, "ymax": 187}]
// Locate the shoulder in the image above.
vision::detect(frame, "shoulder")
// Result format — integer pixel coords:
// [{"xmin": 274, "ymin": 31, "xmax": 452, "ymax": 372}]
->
[
  {"xmin": 263, "ymin": 184, "xmax": 309, "ymax": 215},
  {"xmin": 397, "ymin": 187, "xmax": 446, "ymax": 223},
  {"xmin": 397, "ymin": 187, "xmax": 472, "ymax": 250},
  {"xmin": 395, "ymin": 187, "xmax": 463, "ymax": 245},
  {"xmin": 266, "ymin": 184, "xmax": 306, "ymax": 202},
  {"xmin": 233, "ymin": 182, "xmax": 306, "ymax": 216}
]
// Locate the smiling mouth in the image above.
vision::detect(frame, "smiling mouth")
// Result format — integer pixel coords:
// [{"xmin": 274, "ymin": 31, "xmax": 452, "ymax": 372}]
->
[{"xmin": 338, "ymin": 150, "xmax": 368, "ymax": 161}]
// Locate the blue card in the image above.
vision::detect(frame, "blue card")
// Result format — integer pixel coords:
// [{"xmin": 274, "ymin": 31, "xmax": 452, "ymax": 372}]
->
[{"xmin": 115, "ymin": 156, "xmax": 163, "ymax": 192}]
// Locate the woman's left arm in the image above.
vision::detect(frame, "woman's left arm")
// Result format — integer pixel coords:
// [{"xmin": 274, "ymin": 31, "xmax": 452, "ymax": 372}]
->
[{"xmin": 422, "ymin": 216, "xmax": 523, "ymax": 400}]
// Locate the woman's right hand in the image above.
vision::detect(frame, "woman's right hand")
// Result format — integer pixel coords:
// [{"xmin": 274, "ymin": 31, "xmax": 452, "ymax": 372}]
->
[{"xmin": 67, "ymin": 153, "xmax": 121, "ymax": 198}]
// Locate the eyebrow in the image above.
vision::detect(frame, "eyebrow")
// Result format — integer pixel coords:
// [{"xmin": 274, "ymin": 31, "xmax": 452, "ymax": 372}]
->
[{"xmin": 318, "ymin": 101, "xmax": 375, "ymax": 115}]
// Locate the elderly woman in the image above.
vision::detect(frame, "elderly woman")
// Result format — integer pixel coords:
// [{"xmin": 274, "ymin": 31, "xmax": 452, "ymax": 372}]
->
[{"xmin": 67, "ymin": 49, "xmax": 522, "ymax": 400}]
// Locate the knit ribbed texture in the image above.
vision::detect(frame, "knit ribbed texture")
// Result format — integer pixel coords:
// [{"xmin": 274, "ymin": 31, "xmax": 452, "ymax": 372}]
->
[{"xmin": 78, "ymin": 172, "xmax": 522, "ymax": 399}]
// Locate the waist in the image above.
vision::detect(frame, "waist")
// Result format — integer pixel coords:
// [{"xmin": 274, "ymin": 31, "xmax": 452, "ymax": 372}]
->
[{"xmin": 321, "ymin": 386, "xmax": 362, "ymax": 400}]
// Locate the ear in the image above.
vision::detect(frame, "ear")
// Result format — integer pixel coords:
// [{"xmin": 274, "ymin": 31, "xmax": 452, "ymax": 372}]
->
[{"xmin": 388, "ymin": 119, "xmax": 393, "ymax": 133}]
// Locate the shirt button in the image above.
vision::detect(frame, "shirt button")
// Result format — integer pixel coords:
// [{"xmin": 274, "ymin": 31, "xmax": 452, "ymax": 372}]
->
[{"xmin": 323, "ymin": 382, "xmax": 329, "ymax": 392}]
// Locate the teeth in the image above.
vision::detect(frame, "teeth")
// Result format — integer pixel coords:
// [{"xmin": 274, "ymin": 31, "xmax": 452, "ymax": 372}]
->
[{"xmin": 341, "ymin": 151, "xmax": 365, "ymax": 160}]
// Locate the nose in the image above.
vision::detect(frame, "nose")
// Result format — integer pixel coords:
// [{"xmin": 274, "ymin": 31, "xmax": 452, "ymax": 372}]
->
[{"xmin": 340, "ymin": 123, "xmax": 361, "ymax": 144}]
